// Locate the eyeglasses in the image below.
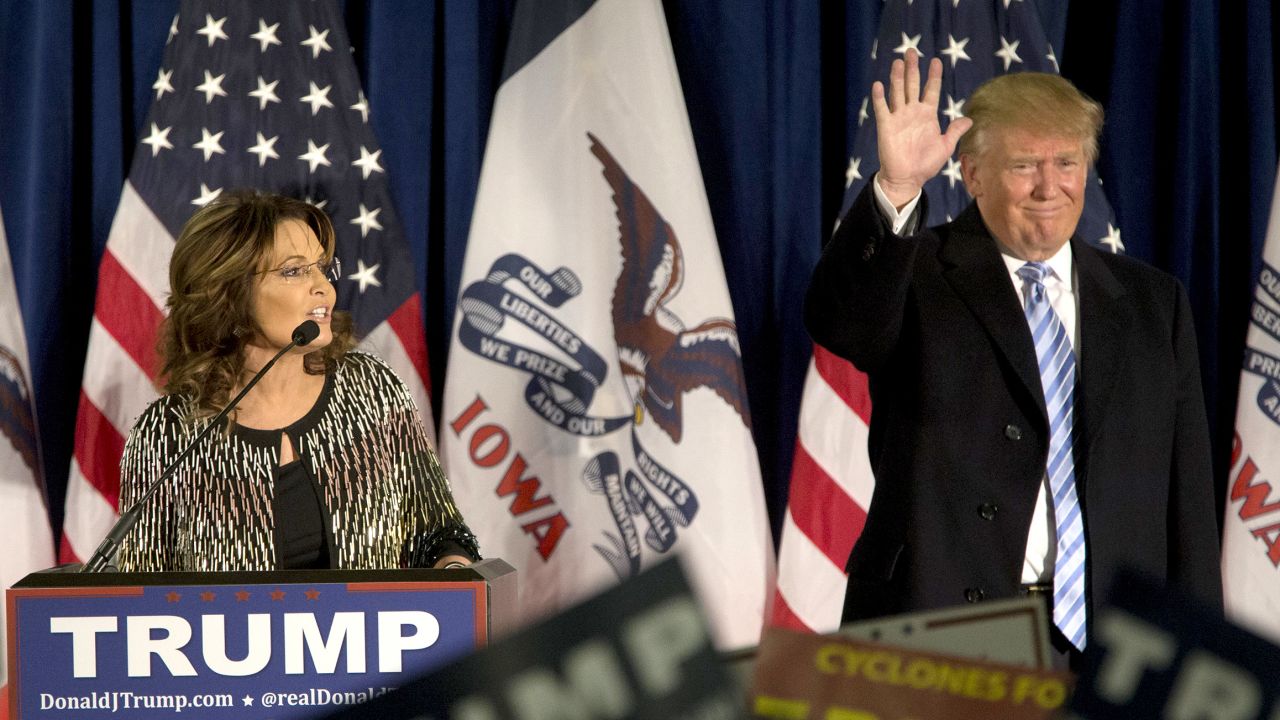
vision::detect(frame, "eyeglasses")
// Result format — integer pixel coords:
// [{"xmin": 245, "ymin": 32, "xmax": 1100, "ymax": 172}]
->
[{"xmin": 257, "ymin": 257, "xmax": 342, "ymax": 284}]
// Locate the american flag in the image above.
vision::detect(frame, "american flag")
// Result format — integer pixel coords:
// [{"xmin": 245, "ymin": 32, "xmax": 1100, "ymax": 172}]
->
[
  {"xmin": 771, "ymin": 0, "xmax": 1121, "ymax": 633},
  {"xmin": 59, "ymin": 0, "xmax": 433, "ymax": 564}
]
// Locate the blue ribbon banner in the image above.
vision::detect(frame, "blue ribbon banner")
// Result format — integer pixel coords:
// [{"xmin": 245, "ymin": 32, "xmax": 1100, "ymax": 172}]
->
[{"xmin": 457, "ymin": 253, "xmax": 705, "ymax": 578}]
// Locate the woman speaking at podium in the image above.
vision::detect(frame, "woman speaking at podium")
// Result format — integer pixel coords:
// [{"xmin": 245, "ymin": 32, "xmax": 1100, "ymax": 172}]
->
[{"xmin": 115, "ymin": 190, "xmax": 479, "ymax": 572}]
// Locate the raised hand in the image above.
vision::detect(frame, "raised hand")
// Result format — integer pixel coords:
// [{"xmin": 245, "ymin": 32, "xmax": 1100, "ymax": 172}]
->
[{"xmin": 871, "ymin": 49, "xmax": 973, "ymax": 208}]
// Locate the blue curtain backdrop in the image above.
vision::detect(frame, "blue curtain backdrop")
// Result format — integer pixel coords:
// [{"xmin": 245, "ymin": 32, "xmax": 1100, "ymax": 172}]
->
[{"xmin": 0, "ymin": 0, "xmax": 1274, "ymax": 542}]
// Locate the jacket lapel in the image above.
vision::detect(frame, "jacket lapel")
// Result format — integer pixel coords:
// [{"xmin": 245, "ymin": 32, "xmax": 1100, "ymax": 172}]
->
[
  {"xmin": 1072, "ymin": 236, "xmax": 1131, "ymax": 449},
  {"xmin": 939, "ymin": 204, "xmax": 1047, "ymax": 422}
]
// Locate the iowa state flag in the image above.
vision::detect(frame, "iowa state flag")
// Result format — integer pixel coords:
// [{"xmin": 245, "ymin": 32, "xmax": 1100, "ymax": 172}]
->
[
  {"xmin": 60, "ymin": 0, "xmax": 433, "ymax": 564},
  {"xmin": 441, "ymin": 0, "xmax": 774, "ymax": 649},
  {"xmin": 0, "ymin": 205, "xmax": 54, "ymax": 694},
  {"xmin": 1224, "ymin": 161, "xmax": 1280, "ymax": 644}
]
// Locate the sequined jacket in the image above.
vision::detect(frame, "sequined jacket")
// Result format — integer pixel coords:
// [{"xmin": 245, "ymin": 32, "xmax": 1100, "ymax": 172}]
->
[{"xmin": 116, "ymin": 351, "xmax": 479, "ymax": 571}]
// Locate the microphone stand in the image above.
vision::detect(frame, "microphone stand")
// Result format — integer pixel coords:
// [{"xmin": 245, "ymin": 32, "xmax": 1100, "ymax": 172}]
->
[{"xmin": 81, "ymin": 321, "xmax": 320, "ymax": 573}]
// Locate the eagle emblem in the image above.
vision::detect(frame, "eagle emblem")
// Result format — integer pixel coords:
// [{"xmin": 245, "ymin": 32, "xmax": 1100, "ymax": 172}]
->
[
  {"xmin": 0, "ymin": 345, "xmax": 41, "ymax": 476},
  {"xmin": 588, "ymin": 134, "xmax": 750, "ymax": 443}
]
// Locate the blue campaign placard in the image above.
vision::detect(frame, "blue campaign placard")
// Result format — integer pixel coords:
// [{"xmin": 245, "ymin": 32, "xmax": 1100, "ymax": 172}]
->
[{"xmin": 9, "ymin": 578, "xmax": 485, "ymax": 719}]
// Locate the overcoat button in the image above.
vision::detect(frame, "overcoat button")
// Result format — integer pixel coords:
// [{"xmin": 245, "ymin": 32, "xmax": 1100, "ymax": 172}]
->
[
  {"xmin": 1004, "ymin": 424, "xmax": 1023, "ymax": 440},
  {"xmin": 978, "ymin": 503, "xmax": 999, "ymax": 520},
  {"xmin": 964, "ymin": 587, "xmax": 986, "ymax": 603},
  {"xmin": 861, "ymin": 243, "xmax": 876, "ymax": 261}
]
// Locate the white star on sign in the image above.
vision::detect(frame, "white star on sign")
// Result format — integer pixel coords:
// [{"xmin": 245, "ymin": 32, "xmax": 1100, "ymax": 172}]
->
[
  {"xmin": 350, "ymin": 204, "xmax": 383, "ymax": 238},
  {"xmin": 347, "ymin": 259, "xmax": 383, "ymax": 293},
  {"xmin": 858, "ymin": 96, "xmax": 869, "ymax": 126},
  {"xmin": 942, "ymin": 94, "xmax": 966, "ymax": 122},
  {"xmin": 350, "ymin": 91, "xmax": 370, "ymax": 123},
  {"xmin": 995, "ymin": 36, "xmax": 1023, "ymax": 71},
  {"xmin": 352, "ymin": 146, "xmax": 384, "ymax": 180},
  {"xmin": 893, "ymin": 32, "xmax": 922, "ymax": 57},
  {"xmin": 301, "ymin": 25, "xmax": 332, "ymax": 59},
  {"xmin": 152, "ymin": 68, "xmax": 175, "ymax": 100},
  {"xmin": 300, "ymin": 81, "xmax": 334, "ymax": 115},
  {"xmin": 192, "ymin": 183, "xmax": 221, "ymax": 207},
  {"xmin": 195, "ymin": 70, "xmax": 228, "ymax": 104},
  {"xmin": 845, "ymin": 157, "xmax": 862, "ymax": 188},
  {"xmin": 249, "ymin": 76, "xmax": 280, "ymax": 110},
  {"xmin": 195, "ymin": 13, "xmax": 229, "ymax": 47},
  {"xmin": 942, "ymin": 157, "xmax": 963, "ymax": 188},
  {"xmin": 193, "ymin": 127, "xmax": 226, "ymax": 161},
  {"xmin": 141, "ymin": 123, "xmax": 174, "ymax": 157},
  {"xmin": 250, "ymin": 19, "xmax": 282, "ymax": 52},
  {"xmin": 248, "ymin": 132, "xmax": 280, "ymax": 166},
  {"xmin": 241, "ymin": 695, "xmax": 254, "ymax": 707},
  {"xmin": 940, "ymin": 34, "xmax": 971, "ymax": 68},
  {"xmin": 1099, "ymin": 223, "xmax": 1124, "ymax": 253},
  {"xmin": 298, "ymin": 140, "xmax": 331, "ymax": 173}
]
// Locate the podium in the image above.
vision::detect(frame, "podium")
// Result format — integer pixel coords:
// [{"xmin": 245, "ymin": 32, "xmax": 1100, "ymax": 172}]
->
[{"xmin": 5, "ymin": 559, "xmax": 516, "ymax": 720}]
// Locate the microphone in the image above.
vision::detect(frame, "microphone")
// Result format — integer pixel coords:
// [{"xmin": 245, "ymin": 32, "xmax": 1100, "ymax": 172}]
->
[{"xmin": 81, "ymin": 320, "xmax": 323, "ymax": 573}]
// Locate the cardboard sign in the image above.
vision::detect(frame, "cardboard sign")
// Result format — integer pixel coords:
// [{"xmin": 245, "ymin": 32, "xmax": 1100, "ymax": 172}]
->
[
  {"xmin": 839, "ymin": 597, "xmax": 1054, "ymax": 669},
  {"xmin": 324, "ymin": 557, "xmax": 743, "ymax": 720},
  {"xmin": 1069, "ymin": 572, "xmax": 1280, "ymax": 719},
  {"xmin": 749, "ymin": 628, "xmax": 1072, "ymax": 720}
]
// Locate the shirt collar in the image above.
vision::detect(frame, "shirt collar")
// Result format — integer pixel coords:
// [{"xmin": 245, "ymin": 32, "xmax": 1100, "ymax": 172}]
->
[{"xmin": 1001, "ymin": 240, "xmax": 1074, "ymax": 288}]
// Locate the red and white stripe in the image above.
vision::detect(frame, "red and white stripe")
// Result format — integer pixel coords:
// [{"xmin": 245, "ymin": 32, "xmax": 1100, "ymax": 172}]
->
[
  {"xmin": 770, "ymin": 344, "xmax": 875, "ymax": 633},
  {"xmin": 60, "ymin": 182, "xmax": 434, "ymax": 563}
]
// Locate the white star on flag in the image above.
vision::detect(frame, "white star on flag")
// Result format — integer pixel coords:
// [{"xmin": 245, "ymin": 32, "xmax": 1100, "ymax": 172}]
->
[
  {"xmin": 350, "ymin": 91, "xmax": 370, "ymax": 123},
  {"xmin": 167, "ymin": 14, "xmax": 178, "ymax": 44},
  {"xmin": 943, "ymin": 94, "xmax": 966, "ymax": 122},
  {"xmin": 300, "ymin": 81, "xmax": 334, "ymax": 115},
  {"xmin": 153, "ymin": 68, "xmax": 175, "ymax": 100},
  {"xmin": 140, "ymin": 124, "xmax": 174, "ymax": 157},
  {"xmin": 195, "ymin": 13, "xmax": 229, "ymax": 47},
  {"xmin": 250, "ymin": 19, "xmax": 282, "ymax": 52},
  {"xmin": 845, "ymin": 157, "xmax": 862, "ymax": 187},
  {"xmin": 193, "ymin": 127, "xmax": 226, "ymax": 161},
  {"xmin": 195, "ymin": 70, "xmax": 228, "ymax": 104},
  {"xmin": 348, "ymin": 259, "xmax": 383, "ymax": 293},
  {"xmin": 940, "ymin": 34, "xmax": 971, "ymax": 67},
  {"xmin": 858, "ymin": 97, "xmax": 869, "ymax": 126},
  {"xmin": 893, "ymin": 32, "xmax": 922, "ymax": 56},
  {"xmin": 301, "ymin": 25, "xmax": 332, "ymax": 58},
  {"xmin": 248, "ymin": 132, "xmax": 280, "ymax": 166},
  {"xmin": 1047, "ymin": 45, "xmax": 1060, "ymax": 72},
  {"xmin": 192, "ymin": 183, "xmax": 222, "ymax": 207},
  {"xmin": 350, "ymin": 203, "xmax": 383, "ymax": 238},
  {"xmin": 1099, "ymin": 223, "xmax": 1124, "ymax": 253},
  {"xmin": 942, "ymin": 157, "xmax": 963, "ymax": 187},
  {"xmin": 352, "ymin": 146, "xmax": 384, "ymax": 180},
  {"xmin": 298, "ymin": 140, "xmax": 331, "ymax": 173},
  {"xmin": 996, "ymin": 36, "xmax": 1023, "ymax": 71},
  {"xmin": 249, "ymin": 76, "xmax": 280, "ymax": 110}
]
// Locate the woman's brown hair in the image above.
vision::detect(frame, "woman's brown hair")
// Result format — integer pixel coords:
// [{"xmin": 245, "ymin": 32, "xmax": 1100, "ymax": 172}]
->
[{"xmin": 159, "ymin": 190, "xmax": 355, "ymax": 420}]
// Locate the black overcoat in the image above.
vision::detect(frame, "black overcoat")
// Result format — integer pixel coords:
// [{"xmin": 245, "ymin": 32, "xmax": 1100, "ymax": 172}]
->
[{"xmin": 805, "ymin": 185, "xmax": 1222, "ymax": 625}]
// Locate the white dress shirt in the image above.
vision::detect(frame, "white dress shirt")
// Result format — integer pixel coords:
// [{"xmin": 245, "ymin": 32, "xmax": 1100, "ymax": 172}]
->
[{"xmin": 872, "ymin": 174, "xmax": 1081, "ymax": 584}]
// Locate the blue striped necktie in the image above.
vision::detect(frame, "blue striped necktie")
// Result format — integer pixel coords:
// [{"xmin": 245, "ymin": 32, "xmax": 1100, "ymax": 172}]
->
[{"xmin": 1017, "ymin": 261, "xmax": 1087, "ymax": 650}]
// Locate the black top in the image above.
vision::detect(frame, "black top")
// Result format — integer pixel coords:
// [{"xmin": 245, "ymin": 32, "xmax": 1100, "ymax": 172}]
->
[{"xmin": 272, "ymin": 459, "xmax": 331, "ymax": 570}]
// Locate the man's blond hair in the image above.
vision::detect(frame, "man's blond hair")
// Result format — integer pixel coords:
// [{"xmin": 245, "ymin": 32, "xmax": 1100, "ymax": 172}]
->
[{"xmin": 957, "ymin": 72, "xmax": 1104, "ymax": 163}]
